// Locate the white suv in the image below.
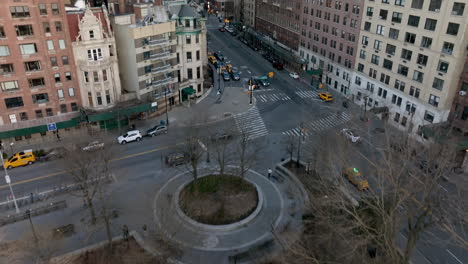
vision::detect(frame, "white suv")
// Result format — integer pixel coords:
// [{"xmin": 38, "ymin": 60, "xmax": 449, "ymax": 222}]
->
[{"xmin": 117, "ymin": 130, "xmax": 142, "ymax": 144}]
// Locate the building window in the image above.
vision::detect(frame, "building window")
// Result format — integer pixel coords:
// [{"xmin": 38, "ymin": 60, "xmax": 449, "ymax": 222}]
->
[
  {"xmin": 452, "ymin": 2, "xmax": 465, "ymax": 15},
  {"xmin": 428, "ymin": 94, "xmax": 439, "ymax": 107},
  {"xmin": 5, "ymin": 97, "xmax": 24, "ymax": 108},
  {"xmin": 87, "ymin": 92, "xmax": 92, "ymax": 105},
  {"xmin": 58, "ymin": 39, "xmax": 66, "ymax": 49},
  {"xmin": 60, "ymin": 104, "xmax": 67, "ymax": 113},
  {"xmin": 401, "ymin": 49, "xmax": 412, "ymax": 61},
  {"xmin": 411, "ymin": 0, "xmax": 424, "ymax": 9},
  {"xmin": 65, "ymin": 72, "xmax": 71, "ymax": 81},
  {"xmin": 394, "ymin": 112, "xmax": 400, "ymax": 122},
  {"xmin": 96, "ymin": 92, "xmax": 102, "ymax": 105},
  {"xmin": 32, "ymin": 93, "xmax": 49, "ymax": 104},
  {"xmin": 0, "ymin": 46, "xmax": 10, "ymax": 56},
  {"xmin": 386, "ymin": 44, "xmax": 396, "ymax": 55},
  {"xmin": 446, "ymin": 23, "xmax": 460, "ymax": 36},
  {"xmin": 357, "ymin": 63, "xmax": 364, "ymax": 72},
  {"xmin": 359, "ymin": 50, "xmax": 367, "ymax": 59},
  {"xmin": 424, "ymin": 19, "xmax": 437, "ymax": 31},
  {"xmin": 187, "ymin": 68, "xmax": 193, "ymax": 79},
  {"xmin": 428, "ymin": 0, "xmax": 442, "ymax": 12},
  {"xmin": 367, "ymin": 7, "xmax": 374, "ymax": 16},
  {"xmin": 394, "ymin": 80, "xmax": 406, "ymax": 91},
  {"xmin": 54, "ymin": 73, "xmax": 61, "ymax": 83},
  {"xmin": 196, "ymin": 50, "xmax": 200, "ymax": 61},
  {"xmin": 20, "ymin": 43, "xmax": 38, "ymax": 55},
  {"xmin": 186, "ymin": 35, "xmax": 191, "ymax": 45},
  {"xmin": 24, "ymin": 61, "xmax": 41, "ymax": 71},
  {"xmin": 62, "ymin": 56, "xmax": 69, "ymax": 65},
  {"xmin": 35, "ymin": 110, "xmax": 43, "ymax": 119},
  {"xmin": 50, "ymin": 57, "xmax": 58, "ymax": 67},
  {"xmin": 196, "ymin": 35, "xmax": 199, "ymax": 44},
  {"xmin": 437, "ymin": 61, "xmax": 449, "ymax": 73},
  {"xmin": 68, "ymin": 87, "xmax": 75, "ymax": 97},
  {"xmin": 409, "ymin": 86, "xmax": 420, "ymax": 98},
  {"xmin": 144, "ymin": 65, "xmax": 151, "ymax": 74},
  {"xmin": 355, "ymin": 76, "xmax": 362, "ymax": 85},
  {"xmin": 47, "ymin": 40, "xmax": 54, "ymax": 50},
  {"xmin": 397, "ymin": 65, "xmax": 408, "ymax": 76},
  {"xmin": 420, "ymin": 36, "xmax": 432, "ymax": 48},
  {"xmin": 89, "ymin": 30, "xmax": 94, "ymax": 39},
  {"xmin": 373, "ymin": 40, "xmax": 382, "ymax": 50},
  {"xmin": 103, "ymin": 69, "xmax": 108, "ymax": 81},
  {"xmin": 1, "ymin": 81, "xmax": 19, "ymax": 91},
  {"xmin": 10, "ymin": 6, "xmax": 30, "ymax": 18},
  {"xmin": 383, "ymin": 59, "xmax": 393, "ymax": 70},
  {"xmin": 43, "ymin": 22, "xmax": 50, "ymax": 33},
  {"xmin": 379, "ymin": 9, "xmax": 388, "ymax": 20},
  {"xmin": 71, "ymin": 102, "xmax": 78, "ymax": 111},
  {"xmin": 51, "ymin": 3, "xmax": 60, "ymax": 15},
  {"xmin": 404, "ymin": 32, "xmax": 416, "ymax": 44},
  {"xmin": 371, "ymin": 55, "xmax": 380, "ymax": 65},
  {"xmin": 39, "ymin": 4, "xmax": 47, "ymax": 15},
  {"xmin": 46, "ymin": 108, "xmax": 53, "ymax": 116},
  {"xmin": 0, "ymin": 27, "xmax": 5, "ymax": 38},
  {"xmin": 20, "ymin": 112, "xmax": 28, "ymax": 121},
  {"xmin": 197, "ymin": 67, "xmax": 201, "ymax": 79},
  {"xmin": 28, "ymin": 77, "xmax": 45, "ymax": 88},
  {"xmin": 391, "ymin": 12, "xmax": 402, "ymax": 23},
  {"xmin": 57, "ymin": 89, "xmax": 64, "ymax": 99},
  {"xmin": 442, "ymin": 42, "xmax": 454, "ymax": 55},
  {"xmin": 105, "ymin": 90, "xmax": 111, "ymax": 104},
  {"xmin": 186, "ymin": 52, "xmax": 192, "ymax": 62},
  {"xmin": 424, "ymin": 111, "xmax": 434, "ymax": 123},
  {"xmin": 413, "ymin": 70, "xmax": 424, "ymax": 83},
  {"xmin": 401, "ymin": 116, "xmax": 407, "ymax": 127},
  {"xmin": 376, "ymin": 25, "xmax": 385, "ymax": 35},
  {"xmin": 93, "ymin": 71, "xmax": 99, "ymax": 82},
  {"xmin": 15, "ymin": 25, "xmax": 34, "ymax": 37},
  {"xmin": 395, "ymin": 0, "xmax": 405, "ymax": 6},
  {"xmin": 0, "ymin": 63, "xmax": 14, "ymax": 74},
  {"xmin": 55, "ymin": 22, "xmax": 62, "ymax": 32},
  {"xmin": 87, "ymin": 48, "xmax": 103, "ymax": 61},
  {"xmin": 432, "ymin": 78, "xmax": 444, "ymax": 90},
  {"xmin": 416, "ymin": 54, "xmax": 428, "ymax": 66},
  {"xmin": 408, "ymin": 15, "xmax": 420, "ymax": 27},
  {"xmin": 364, "ymin": 22, "xmax": 371, "ymax": 31},
  {"xmin": 84, "ymin": 72, "xmax": 89, "ymax": 82}
]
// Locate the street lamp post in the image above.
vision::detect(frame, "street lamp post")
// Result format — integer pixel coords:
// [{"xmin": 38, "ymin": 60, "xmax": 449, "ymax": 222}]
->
[
  {"xmin": 296, "ymin": 122, "xmax": 304, "ymax": 168},
  {"xmin": 164, "ymin": 88, "xmax": 169, "ymax": 126},
  {"xmin": 249, "ymin": 79, "xmax": 253, "ymax": 105},
  {"xmin": 0, "ymin": 148, "xmax": 20, "ymax": 214}
]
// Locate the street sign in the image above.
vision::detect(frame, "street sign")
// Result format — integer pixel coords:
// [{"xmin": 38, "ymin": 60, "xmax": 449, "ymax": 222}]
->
[
  {"xmin": 47, "ymin": 123, "xmax": 57, "ymax": 131},
  {"xmin": 5, "ymin": 175, "xmax": 10, "ymax": 184}
]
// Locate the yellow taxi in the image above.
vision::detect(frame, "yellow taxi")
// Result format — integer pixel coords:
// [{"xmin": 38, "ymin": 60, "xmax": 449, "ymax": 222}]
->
[
  {"xmin": 225, "ymin": 64, "xmax": 233, "ymax": 73},
  {"xmin": 3, "ymin": 150, "xmax": 36, "ymax": 169},
  {"xmin": 319, "ymin": 92, "xmax": 333, "ymax": 102},
  {"xmin": 343, "ymin": 167, "xmax": 369, "ymax": 191},
  {"xmin": 208, "ymin": 56, "xmax": 217, "ymax": 64}
]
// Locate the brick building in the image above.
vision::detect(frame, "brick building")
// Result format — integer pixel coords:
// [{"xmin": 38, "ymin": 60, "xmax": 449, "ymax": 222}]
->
[{"xmin": 0, "ymin": 0, "xmax": 82, "ymax": 141}]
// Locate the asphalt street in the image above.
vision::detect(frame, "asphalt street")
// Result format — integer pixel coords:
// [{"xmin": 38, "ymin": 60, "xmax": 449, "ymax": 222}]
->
[{"xmin": 0, "ymin": 14, "xmax": 465, "ymax": 264}]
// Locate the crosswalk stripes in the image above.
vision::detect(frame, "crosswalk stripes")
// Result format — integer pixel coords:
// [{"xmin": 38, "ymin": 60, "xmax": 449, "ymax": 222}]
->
[
  {"xmin": 281, "ymin": 112, "xmax": 352, "ymax": 137},
  {"xmin": 295, "ymin": 89, "xmax": 319, "ymax": 99},
  {"xmin": 234, "ymin": 107, "xmax": 268, "ymax": 140},
  {"xmin": 256, "ymin": 93, "xmax": 291, "ymax": 103}
]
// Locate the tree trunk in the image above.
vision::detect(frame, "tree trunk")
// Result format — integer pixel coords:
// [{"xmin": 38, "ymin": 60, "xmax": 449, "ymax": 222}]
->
[
  {"xmin": 104, "ymin": 213, "xmax": 113, "ymax": 255},
  {"xmin": 86, "ymin": 197, "xmax": 97, "ymax": 224}
]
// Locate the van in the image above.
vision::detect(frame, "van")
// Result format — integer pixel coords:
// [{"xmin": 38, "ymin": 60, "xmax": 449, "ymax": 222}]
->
[{"xmin": 4, "ymin": 150, "xmax": 36, "ymax": 169}]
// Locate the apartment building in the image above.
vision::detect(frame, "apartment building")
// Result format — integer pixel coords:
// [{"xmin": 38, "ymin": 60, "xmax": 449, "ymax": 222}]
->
[
  {"xmin": 242, "ymin": 0, "xmax": 256, "ymax": 28},
  {"xmin": 255, "ymin": 0, "xmax": 302, "ymax": 50},
  {"xmin": 0, "ymin": 0, "xmax": 81, "ymax": 139},
  {"xmin": 299, "ymin": 0, "xmax": 364, "ymax": 94},
  {"xmin": 350, "ymin": 0, "xmax": 468, "ymax": 134},
  {"xmin": 68, "ymin": 6, "xmax": 122, "ymax": 110},
  {"xmin": 449, "ymin": 55, "xmax": 468, "ymax": 135}
]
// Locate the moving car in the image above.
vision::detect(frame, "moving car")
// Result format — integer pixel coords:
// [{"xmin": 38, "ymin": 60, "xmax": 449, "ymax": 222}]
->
[
  {"xmin": 319, "ymin": 92, "xmax": 333, "ymax": 102},
  {"xmin": 208, "ymin": 56, "xmax": 217, "ymax": 64},
  {"xmin": 165, "ymin": 152, "xmax": 189, "ymax": 167},
  {"xmin": 341, "ymin": 129, "xmax": 361, "ymax": 143},
  {"xmin": 3, "ymin": 150, "xmax": 36, "ymax": 169},
  {"xmin": 82, "ymin": 141, "xmax": 105, "ymax": 151},
  {"xmin": 257, "ymin": 78, "xmax": 270, "ymax": 87},
  {"xmin": 343, "ymin": 168, "xmax": 369, "ymax": 191},
  {"xmin": 230, "ymin": 70, "xmax": 240, "ymax": 80},
  {"xmin": 147, "ymin": 125, "xmax": 168, "ymax": 137},
  {"xmin": 222, "ymin": 71, "xmax": 231, "ymax": 81},
  {"xmin": 273, "ymin": 62, "xmax": 284, "ymax": 70},
  {"xmin": 117, "ymin": 130, "xmax": 142, "ymax": 144},
  {"xmin": 289, "ymin": 72, "xmax": 299, "ymax": 79}
]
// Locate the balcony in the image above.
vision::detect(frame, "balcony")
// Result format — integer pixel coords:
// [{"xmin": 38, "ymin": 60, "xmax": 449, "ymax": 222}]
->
[
  {"xmin": 151, "ymin": 64, "xmax": 172, "ymax": 74},
  {"xmin": 176, "ymin": 26, "xmax": 202, "ymax": 34},
  {"xmin": 148, "ymin": 38, "xmax": 169, "ymax": 47},
  {"xmin": 150, "ymin": 51, "xmax": 171, "ymax": 61},
  {"xmin": 152, "ymin": 77, "xmax": 173, "ymax": 87}
]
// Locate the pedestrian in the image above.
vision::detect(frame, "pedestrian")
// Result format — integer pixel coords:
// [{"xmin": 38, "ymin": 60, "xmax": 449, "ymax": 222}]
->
[
  {"xmin": 267, "ymin": 168, "xmax": 272, "ymax": 180},
  {"xmin": 122, "ymin": 224, "xmax": 129, "ymax": 242},
  {"xmin": 142, "ymin": 224, "xmax": 148, "ymax": 237},
  {"xmin": 56, "ymin": 132, "xmax": 61, "ymax": 141}
]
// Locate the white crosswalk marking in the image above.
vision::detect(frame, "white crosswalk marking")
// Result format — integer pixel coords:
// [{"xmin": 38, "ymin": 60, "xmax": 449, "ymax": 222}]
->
[
  {"xmin": 295, "ymin": 89, "xmax": 319, "ymax": 98},
  {"xmin": 256, "ymin": 92, "xmax": 291, "ymax": 103},
  {"xmin": 234, "ymin": 107, "xmax": 268, "ymax": 140},
  {"xmin": 281, "ymin": 112, "xmax": 352, "ymax": 137}
]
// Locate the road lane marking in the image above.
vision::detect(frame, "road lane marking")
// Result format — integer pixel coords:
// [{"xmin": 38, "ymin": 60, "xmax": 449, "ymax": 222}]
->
[
  {"xmin": 446, "ymin": 249, "xmax": 463, "ymax": 264},
  {"xmin": 0, "ymin": 144, "xmax": 179, "ymax": 190}
]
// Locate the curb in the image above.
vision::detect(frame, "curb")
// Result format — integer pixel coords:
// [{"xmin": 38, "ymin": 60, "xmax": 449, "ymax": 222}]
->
[
  {"xmin": 195, "ymin": 86, "xmax": 213, "ymax": 104},
  {"xmin": 275, "ymin": 158, "xmax": 310, "ymax": 207}
]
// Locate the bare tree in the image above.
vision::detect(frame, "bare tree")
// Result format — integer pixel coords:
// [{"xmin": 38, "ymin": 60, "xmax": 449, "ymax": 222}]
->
[
  {"xmin": 208, "ymin": 125, "xmax": 236, "ymax": 176},
  {"xmin": 179, "ymin": 125, "xmax": 205, "ymax": 181},
  {"xmin": 283, "ymin": 135, "xmax": 297, "ymax": 162},
  {"xmin": 234, "ymin": 123, "xmax": 262, "ymax": 178}
]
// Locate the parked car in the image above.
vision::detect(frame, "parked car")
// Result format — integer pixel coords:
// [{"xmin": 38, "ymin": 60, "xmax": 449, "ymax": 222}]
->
[
  {"xmin": 289, "ymin": 72, "xmax": 299, "ymax": 79},
  {"xmin": 230, "ymin": 31, "xmax": 237, "ymax": 36},
  {"xmin": 165, "ymin": 152, "xmax": 189, "ymax": 167},
  {"xmin": 82, "ymin": 141, "xmax": 105, "ymax": 151},
  {"xmin": 225, "ymin": 27, "xmax": 234, "ymax": 33},
  {"xmin": 3, "ymin": 150, "xmax": 36, "ymax": 169},
  {"xmin": 340, "ymin": 129, "xmax": 361, "ymax": 143},
  {"xmin": 218, "ymin": 27, "xmax": 225, "ymax": 32},
  {"xmin": 214, "ymin": 52, "xmax": 225, "ymax": 61},
  {"xmin": 208, "ymin": 56, "xmax": 217, "ymax": 64},
  {"xmin": 273, "ymin": 62, "xmax": 284, "ymax": 70},
  {"xmin": 215, "ymin": 61, "xmax": 226, "ymax": 70},
  {"xmin": 240, "ymin": 38, "xmax": 249, "ymax": 45},
  {"xmin": 230, "ymin": 70, "xmax": 240, "ymax": 80},
  {"xmin": 117, "ymin": 130, "xmax": 142, "ymax": 144},
  {"xmin": 343, "ymin": 167, "xmax": 369, "ymax": 191},
  {"xmin": 222, "ymin": 71, "xmax": 231, "ymax": 81},
  {"xmin": 319, "ymin": 92, "xmax": 333, "ymax": 102},
  {"xmin": 147, "ymin": 125, "xmax": 168, "ymax": 137},
  {"xmin": 257, "ymin": 78, "xmax": 270, "ymax": 87}
]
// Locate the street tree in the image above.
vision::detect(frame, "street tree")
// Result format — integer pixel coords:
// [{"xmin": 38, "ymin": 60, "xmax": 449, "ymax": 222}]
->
[
  {"xmin": 208, "ymin": 125, "xmax": 236, "ymax": 176},
  {"xmin": 234, "ymin": 122, "xmax": 262, "ymax": 178},
  {"xmin": 179, "ymin": 125, "xmax": 205, "ymax": 181}
]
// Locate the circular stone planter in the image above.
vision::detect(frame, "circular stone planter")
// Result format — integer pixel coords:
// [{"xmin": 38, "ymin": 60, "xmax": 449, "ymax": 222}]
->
[{"xmin": 174, "ymin": 174, "xmax": 264, "ymax": 232}]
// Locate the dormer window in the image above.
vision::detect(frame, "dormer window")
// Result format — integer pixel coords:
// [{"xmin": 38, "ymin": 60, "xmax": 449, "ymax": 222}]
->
[{"xmin": 89, "ymin": 30, "xmax": 94, "ymax": 39}]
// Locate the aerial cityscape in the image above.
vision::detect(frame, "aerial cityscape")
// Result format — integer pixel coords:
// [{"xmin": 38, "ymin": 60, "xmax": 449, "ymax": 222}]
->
[{"xmin": 0, "ymin": 0, "xmax": 466, "ymax": 263}]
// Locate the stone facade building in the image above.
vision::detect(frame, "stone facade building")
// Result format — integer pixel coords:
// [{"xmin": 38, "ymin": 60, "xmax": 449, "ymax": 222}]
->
[
  {"xmin": 449, "ymin": 56, "xmax": 468, "ymax": 135},
  {"xmin": 68, "ymin": 6, "xmax": 122, "ymax": 110}
]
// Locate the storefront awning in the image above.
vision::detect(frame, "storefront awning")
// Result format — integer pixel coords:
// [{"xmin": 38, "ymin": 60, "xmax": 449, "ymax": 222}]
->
[
  {"xmin": 182, "ymin": 87, "xmax": 196, "ymax": 95},
  {"xmin": 86, "ymin": 102, "xmax": 157, "ymax": 122},
  {"xmin": 306, "ymin": 69, "xmax": 323, "ymax": 76}
]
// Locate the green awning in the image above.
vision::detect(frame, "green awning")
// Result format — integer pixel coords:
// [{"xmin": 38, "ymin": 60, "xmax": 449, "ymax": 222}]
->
[
  {"xmin": 307, "ymin": 69, "xmax": 323, "ymax": 75},
  {"xmin": 0, "ymin": 117, "xmax": 81, "ymax": 140},
  {"xmin": 87, "ymin": 102, "xmax": 157, "ymax": 122},
  {"xmin": 182, "ymin": 87, "xmax": 196, "ymax": 95}
]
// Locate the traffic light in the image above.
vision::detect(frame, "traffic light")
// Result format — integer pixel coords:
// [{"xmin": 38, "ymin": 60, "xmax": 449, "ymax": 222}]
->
[{"xmin": 318, "ymin": 83, "xmax": 323, "ymax": 89}]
